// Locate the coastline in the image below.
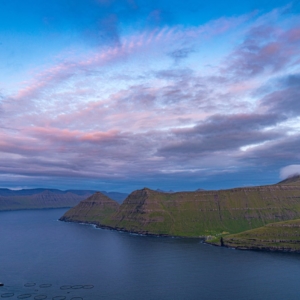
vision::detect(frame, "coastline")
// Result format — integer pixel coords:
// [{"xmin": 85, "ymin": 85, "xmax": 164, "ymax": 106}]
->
[
  {"xmin": 60, "ymin": 218, "xmax": 300, "ymax": 254},
  {"xmin": 59, "ymin": 217, "xmax": 206, "ymax": 239}
]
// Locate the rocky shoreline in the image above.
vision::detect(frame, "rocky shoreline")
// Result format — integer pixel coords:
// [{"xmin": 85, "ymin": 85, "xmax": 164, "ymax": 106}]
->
[{"xmin": 60, "ymin": 217, "xmax": 204, "ymax": 238}]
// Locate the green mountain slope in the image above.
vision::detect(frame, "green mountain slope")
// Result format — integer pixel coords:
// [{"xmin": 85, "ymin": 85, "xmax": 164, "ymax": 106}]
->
[
  {"xmin": 60, "ymin": 176, "xmax": 300, "ymax": 242},
  {"xmin": 60, "ymin": 192, "xmax": 119, "ymax": 224},
  {"xmin": 221, "ymin": 219, "xmax": 300, "ymax": 252},
  {"xmin": 100, "ymin": 183, "xmax": 300, "ymax": 237}
]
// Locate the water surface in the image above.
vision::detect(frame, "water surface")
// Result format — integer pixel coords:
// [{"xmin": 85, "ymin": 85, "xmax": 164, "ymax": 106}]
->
[{"xmin": 1, "ymin": 209, "xmax": 300, "ymax": 299}]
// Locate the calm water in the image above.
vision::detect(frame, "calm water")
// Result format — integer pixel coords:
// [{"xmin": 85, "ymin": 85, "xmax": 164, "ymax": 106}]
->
[{"xmin": 1, "ymin": 209, "xmax": 300, "ymax": 300}]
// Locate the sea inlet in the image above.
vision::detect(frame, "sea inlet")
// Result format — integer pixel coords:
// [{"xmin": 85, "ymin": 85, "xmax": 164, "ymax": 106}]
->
[{"xmin": 1, "ymin": 208, "xmax": 300, "ymax": 300}]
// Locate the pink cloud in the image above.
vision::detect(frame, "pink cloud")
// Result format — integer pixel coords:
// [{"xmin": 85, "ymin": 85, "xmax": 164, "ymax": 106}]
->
[
  {"xmin": 286, "ymin": 28, "xmax": 300, "ymax": 42},
  {"xmin": 25, "ymin": 126, "xmax": 122, "ymax": 145},
  {"xmin": 221, "ymin": 12, "xmax": 300, "ymax": 80},
  {"xmin": 1, "ymin": 7, "xmax": 299, "ymax": 187},
  {"xmin": 3, "ymin": 13, "xmax": 249, "ymax": 111}
]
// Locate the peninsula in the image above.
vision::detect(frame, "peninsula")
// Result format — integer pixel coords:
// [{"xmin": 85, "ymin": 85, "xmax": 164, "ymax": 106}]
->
[{"xmin": 60, "ymin": 176, "xmax": 300, "ymax": 252}]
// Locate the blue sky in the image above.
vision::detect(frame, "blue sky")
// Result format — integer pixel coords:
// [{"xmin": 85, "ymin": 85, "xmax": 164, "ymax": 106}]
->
[{"xmin": 0, "ymin": 0, "xmax": 300, "ymax": 192}]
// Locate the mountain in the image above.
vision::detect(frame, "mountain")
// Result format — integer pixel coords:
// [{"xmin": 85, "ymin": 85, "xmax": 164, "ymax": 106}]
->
[
  {"xmin": 60, "ymin": 176, "xmax": 300, "ymax": 242},
  {"xmin": 105, "ymin": 184, "xmax": 300, "ymax": 237},
  {"xmin": 277, "ymin": 174, "xmax": 300, "ymax": 185},
  {"xmin": 0, "ymin": 188, "xmax": 69, "ymax": 196},
  {"xmin": 0, "ymin": 188, "xmax": 128, "ymax": 211},
  {"xmin": 60, "ymin": 192, "xmax": 119, "ymax": 224}
]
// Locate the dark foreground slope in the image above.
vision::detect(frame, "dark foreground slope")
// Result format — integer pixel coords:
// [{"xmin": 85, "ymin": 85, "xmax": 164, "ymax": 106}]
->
[
  {"xmin": 221, "ymin": 219, "xmax": 300, "ymax": 252},
  {"xmin": 60, "ymin": 192, "xmax": 119, "ymax": 224}
]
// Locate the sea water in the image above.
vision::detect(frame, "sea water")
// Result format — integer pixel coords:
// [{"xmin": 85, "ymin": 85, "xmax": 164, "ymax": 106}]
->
[{"xmin": 1, "ymin": 208, "xmax": 300, "ymax": 300}]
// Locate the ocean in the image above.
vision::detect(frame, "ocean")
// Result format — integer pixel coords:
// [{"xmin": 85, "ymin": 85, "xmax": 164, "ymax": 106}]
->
[{"xmin": 1, "ymin": 208, "xmax": 300, "ymax": 300}]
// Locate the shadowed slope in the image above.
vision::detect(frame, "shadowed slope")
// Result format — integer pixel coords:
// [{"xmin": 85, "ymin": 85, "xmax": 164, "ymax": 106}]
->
[{"xmin": 60, "ymin": 192, "xmax": 119, "ymax": 224}]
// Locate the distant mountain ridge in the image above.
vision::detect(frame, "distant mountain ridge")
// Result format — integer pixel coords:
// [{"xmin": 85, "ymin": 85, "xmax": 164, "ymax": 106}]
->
[
  {"xmin": 0, "ymin": 188, "xmax": 96, "ymax": 196},
  {"xmin": 0, "ymin": 188, "xmax": 128, "ymax": 211}
]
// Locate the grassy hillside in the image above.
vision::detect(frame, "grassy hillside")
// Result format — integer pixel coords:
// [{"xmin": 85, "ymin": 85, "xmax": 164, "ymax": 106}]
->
[
  {"xmin": 220, "ymin": 219, "xmax": 300, "ymax": 252},
  {"xmin": 99, "ymin": 179, "xmax": 300, "ymax": 237},
  {"xmin": 60, "ymin": 192, "xmax": 119, "ymax": 224},
  {"xmin": 60, "ymin": 176, "xmax": 300, "ymax": 246}
]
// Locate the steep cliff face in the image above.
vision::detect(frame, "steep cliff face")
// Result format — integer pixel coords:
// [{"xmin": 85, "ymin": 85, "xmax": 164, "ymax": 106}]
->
[
  {"xmin": 102, "ymin": 182, "xmax": 300, "ymax": 237},
  {"xmin": 60, "ymin": 192, "xmax": 119, "ymax": 224}
]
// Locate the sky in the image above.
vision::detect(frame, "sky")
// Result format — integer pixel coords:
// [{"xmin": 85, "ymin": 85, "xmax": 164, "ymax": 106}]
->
[{"xmin": 0, "ymin": 0, "xmax": 300, "ymax": 192}]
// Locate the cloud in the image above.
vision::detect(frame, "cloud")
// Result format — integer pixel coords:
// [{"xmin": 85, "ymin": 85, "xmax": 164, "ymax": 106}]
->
[
  {"xmin": 237, "ymin": 133, "xmax": 300, "ymax": 169},
  {"xmin": 156, "ymin": 113, "xmax": 286, "ymax": 160},
  {"xmin": 2, "ymin": 14, "xmax": 247, "ymax": 118},
  {"xmin": 222, "ymin": 12, "xmax": 300, "ymax": 80},
  {"xmin": 1, "ymin": 6, "xmax": 300, "ymax": 190},
  {"xmin": 168, "ymin": 47, "xmax": 194, "ymax": 63},
  {"xmin": 280, "ymin": 165, "xmax": 300, "ymax": 179},
  {"xmin": 259, "ymin": 73, "xmax": 300, "ymax": 117}
]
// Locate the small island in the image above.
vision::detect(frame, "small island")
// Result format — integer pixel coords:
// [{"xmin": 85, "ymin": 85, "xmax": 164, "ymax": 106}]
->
[{"xmin": 60, "ymin": 175, "xmax": 300, "ymax": 253}]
